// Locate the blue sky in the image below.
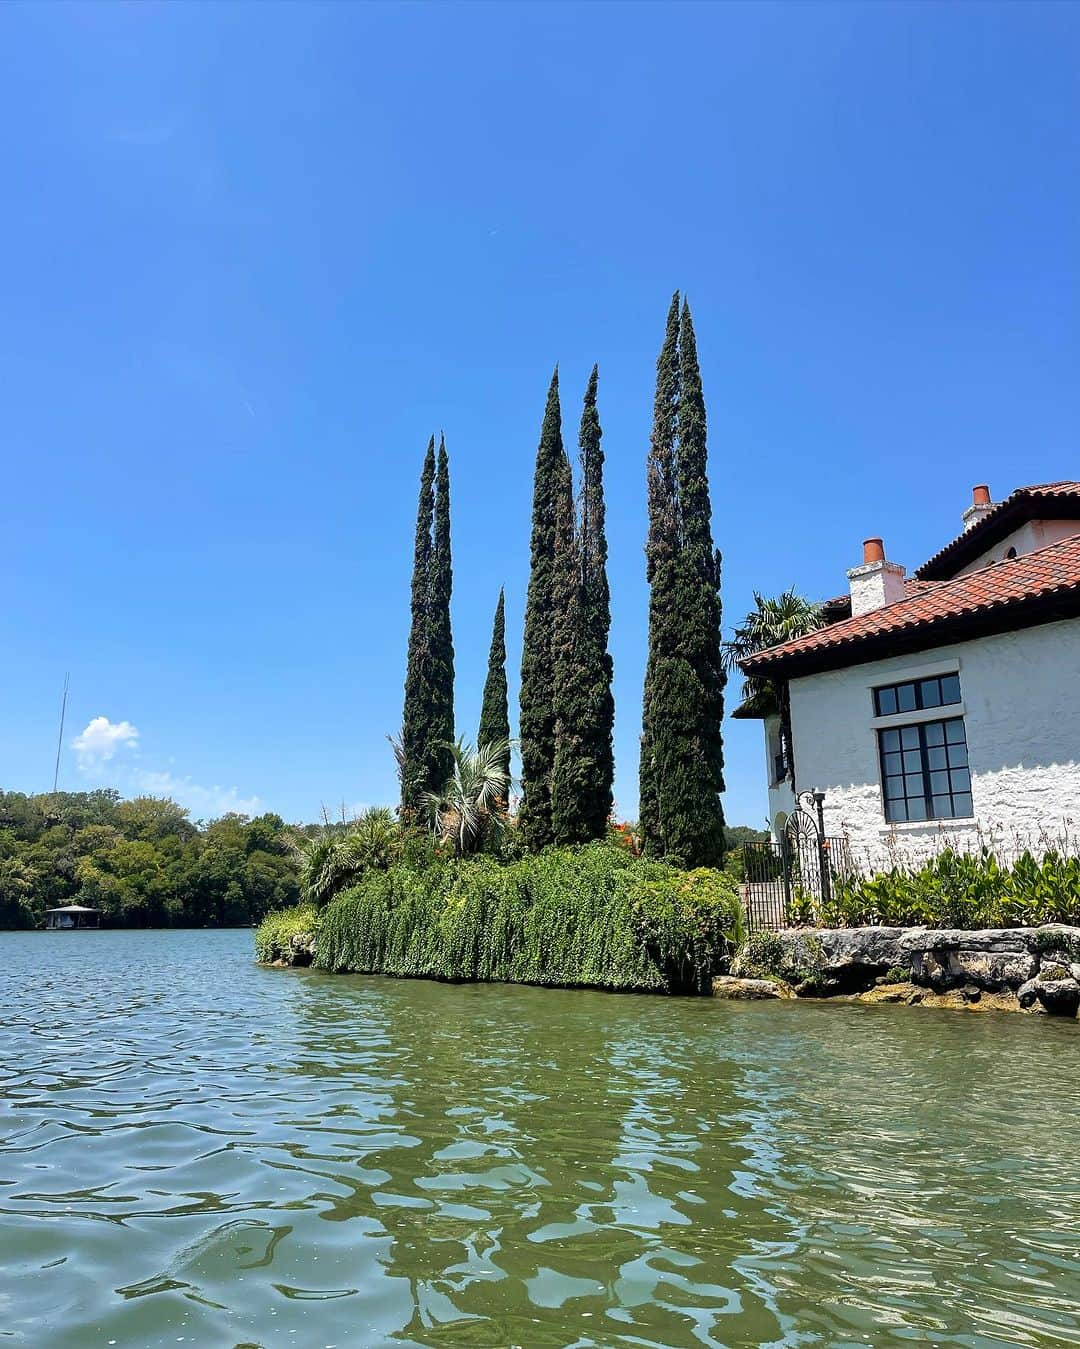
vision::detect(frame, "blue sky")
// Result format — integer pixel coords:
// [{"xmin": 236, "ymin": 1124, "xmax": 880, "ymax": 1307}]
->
[{"xmin": 2, "ymin": 1, "xmax": 1078, "ymax": 827}]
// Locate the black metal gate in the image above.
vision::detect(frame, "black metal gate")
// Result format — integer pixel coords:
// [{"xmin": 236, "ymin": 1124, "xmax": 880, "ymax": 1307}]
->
[{"xmin": 742, "ymin": 793, "xmax": 852, "ymax": 931}]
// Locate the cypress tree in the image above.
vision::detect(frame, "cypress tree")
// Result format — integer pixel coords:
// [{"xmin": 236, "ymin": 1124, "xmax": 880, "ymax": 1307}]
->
[
  {"xmin": 519, "ymin": 369, "xmax": 565, "ymax": 850},
  {"xmin": 639, "ymin": 295, "xmax": 725, "ymax": 866},
  {"xmin": 478, "ymin": 588, "xmax": 511, "ymax": 798},
  {"xmin": 428, "ymin": 434, "xmax": 455, "ymax": 793},
  {"xmin": 577, "ymin": 365, "xmax": 615, "ymax": 836},
  {"xmin": 674, "ymin": 301, "xmax": 725, "ymax": 861},
  {"xmin": 551, "ymin": 366, "xmax": 614, "ymax": 844},
  {"xmin": 639, "ymin": 295, "xmax": 681, "ymax": 852},
  {"xmin": 550, "ymin": 439, "xmax": 588, "ymax": 844},
  {"xmin": 400, "ymin": 438, "xmax": 436, "ymax": 817}
]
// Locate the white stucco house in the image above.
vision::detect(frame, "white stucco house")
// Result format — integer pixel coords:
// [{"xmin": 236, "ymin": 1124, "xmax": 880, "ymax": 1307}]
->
[{"xmin": 738, "ymin": 482, "xmax": 1080, "ymax": 866}]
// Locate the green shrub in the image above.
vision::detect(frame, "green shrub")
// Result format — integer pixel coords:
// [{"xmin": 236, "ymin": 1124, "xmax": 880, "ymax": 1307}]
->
[
  {"xmin": 736, "ymin": 930, "xmax": 785, "ymax": 978},
  {"xmin": 314, "ymin": 842, "xmax": 742, "ymax": 994},
  {"xmin": 813, "ymin": 847, "xmax": 1080, "ymax": 930},
  {"xmin": 255, "ymin": 903, "xmax": 319, "ymax": 963}
]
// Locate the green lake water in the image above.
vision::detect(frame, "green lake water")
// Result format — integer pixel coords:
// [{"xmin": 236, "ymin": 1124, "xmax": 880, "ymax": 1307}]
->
[{"xmin": 2, "ymin": 930, "xmax": 1080, "ymax": 1348}]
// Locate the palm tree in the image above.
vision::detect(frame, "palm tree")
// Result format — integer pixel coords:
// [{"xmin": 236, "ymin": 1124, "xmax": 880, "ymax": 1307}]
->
[
  {"xmin": 422, "ymin": 737, "xmax": 512, "ymax": 856},
  {"xmin": 290, "ymin": 807, "xmax": 402, "ymax": 906},
  {"xmin": 344, "ymin": 806, "xmax": 400, "ymax": 872},
  {"xmin": 723, "ymin": 589, "xmax": 825, "ymax": 780}
]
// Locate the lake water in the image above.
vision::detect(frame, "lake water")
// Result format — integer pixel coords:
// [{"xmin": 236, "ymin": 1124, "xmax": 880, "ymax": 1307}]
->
[{"xmin": 3, "ymin": 930, "xmax": 1080, "ymax": 1348}]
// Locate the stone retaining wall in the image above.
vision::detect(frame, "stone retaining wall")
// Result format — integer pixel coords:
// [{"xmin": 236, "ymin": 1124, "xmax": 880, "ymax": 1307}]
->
[{"xmin": 727, "ymin": 925, "xmax": 1080, "ymax": 1018}]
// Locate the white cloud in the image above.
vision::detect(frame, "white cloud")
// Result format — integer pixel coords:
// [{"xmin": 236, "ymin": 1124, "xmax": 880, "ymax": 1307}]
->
[
  {"xmin": 72, "ymin": 716, "xmax": 140, "ymax": 768},
  {"xmin": 131, "ymin": 769, "xmax": 263, "ymax": 820},
  {"xmin": 70, "ymin": 716, "xmax": 261, "ymax": 820}
]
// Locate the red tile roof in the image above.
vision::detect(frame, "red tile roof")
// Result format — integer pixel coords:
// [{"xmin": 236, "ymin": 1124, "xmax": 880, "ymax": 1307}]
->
[
  {"xmin": 741, "ymin": 532, "xmax": 1080, "ymax": 679},
  {"xmin": 820, "ymin": 577, "xmax": 945, "ymax": 622},
  {"xmin": 915, "ymin": 481, "xmax": 1080, "ymax": 580}
]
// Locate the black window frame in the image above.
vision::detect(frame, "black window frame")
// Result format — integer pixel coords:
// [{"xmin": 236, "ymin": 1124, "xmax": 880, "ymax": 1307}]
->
[
  {"xmin": 873, "ymin": 673, "xmax": 961, "ymax": 718},
  {"xmin": 878, "ymin": 716, "xmax": 972, "ymax": 823}
]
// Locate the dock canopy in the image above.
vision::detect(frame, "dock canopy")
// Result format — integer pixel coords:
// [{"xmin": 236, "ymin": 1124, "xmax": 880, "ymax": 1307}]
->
[{"xmin": 45, "ymin": 904, "xmax": 101, "ymax": 930}]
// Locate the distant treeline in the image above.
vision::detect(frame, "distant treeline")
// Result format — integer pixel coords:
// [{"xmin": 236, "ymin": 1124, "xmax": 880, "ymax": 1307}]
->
[{"xmin": 0, "ymin": 789, "xmax": 300, "ymax": 930}]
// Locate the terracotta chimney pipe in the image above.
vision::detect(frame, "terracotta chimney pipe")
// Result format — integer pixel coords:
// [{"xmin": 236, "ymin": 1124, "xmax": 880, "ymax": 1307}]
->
[
  {"xmin": 972, "ymin": 484, "xmax": 991, "ymax": 506},
  {"xmin": 863, "ymin": 537, "xmax": 885, "ymax": 565}
]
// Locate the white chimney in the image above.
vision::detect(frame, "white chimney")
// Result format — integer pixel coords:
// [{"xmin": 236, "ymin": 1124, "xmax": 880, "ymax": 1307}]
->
[
  {"xmin": 847, "ymin": 537, "xmax": 906, "ymax": 616},
  {"xmin": 962, "ymin": 484, "xmax": 994, "ymax": 532}
]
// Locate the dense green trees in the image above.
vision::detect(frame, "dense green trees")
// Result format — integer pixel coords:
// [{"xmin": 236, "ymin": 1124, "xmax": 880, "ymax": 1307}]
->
[
  {"xmin": 400, "ymin": 435, "xmax": 455, "ymax": 816},
  {"xmin": 0, "ymin": 789, "xmax": 298, "ymax": 929},
  {"xmin": 639, "ymin": 294, "xmax": 726, "ymax": 867}
]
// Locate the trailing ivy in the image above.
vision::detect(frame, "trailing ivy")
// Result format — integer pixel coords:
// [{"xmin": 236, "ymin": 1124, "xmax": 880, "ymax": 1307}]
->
[{"xmin": 313, "ymin": 843, "xmax": 742, "ymax": 994}]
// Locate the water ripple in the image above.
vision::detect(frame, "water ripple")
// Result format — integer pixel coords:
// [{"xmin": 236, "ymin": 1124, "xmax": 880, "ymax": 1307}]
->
[{"xmin": 2, "ymin": 930, "xmax": 1080, "ymax": 1346}]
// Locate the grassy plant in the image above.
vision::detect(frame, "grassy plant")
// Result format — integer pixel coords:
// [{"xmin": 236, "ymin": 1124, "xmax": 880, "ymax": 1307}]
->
[{"xmin": 314, "ymin": 842, "xmax": 742, "ymax": 994}]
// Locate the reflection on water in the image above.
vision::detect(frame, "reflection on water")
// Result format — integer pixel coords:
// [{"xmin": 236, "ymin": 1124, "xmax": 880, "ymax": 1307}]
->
[{"xmin": 2, "ymin": 929, "xmax": 1079, "ymax": 1347}]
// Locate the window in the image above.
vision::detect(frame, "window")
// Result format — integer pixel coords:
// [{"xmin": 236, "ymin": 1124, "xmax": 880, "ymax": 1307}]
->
[
  {"xmin": 878, "ymin": 718, "xmax": 972, "ymax": 822},
  {"xmin": 873, "ymin": 673, "xmax": 961, "ymax": 717}
]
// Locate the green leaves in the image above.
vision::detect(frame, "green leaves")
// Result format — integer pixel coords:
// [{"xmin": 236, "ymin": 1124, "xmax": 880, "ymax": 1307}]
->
[{"xmin": 818, "ymin": 846, "xmax": 1080, "ymax": 929}]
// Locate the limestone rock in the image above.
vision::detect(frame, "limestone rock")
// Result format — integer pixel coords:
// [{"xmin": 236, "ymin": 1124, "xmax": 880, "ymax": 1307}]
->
[
  {"xmin": 902, "ymin": 928, "xmax": 1032, "ymax": 955},
  {"xmin": 1035, "ymin": 977, "xmax": 1080, "ymax": 1016},
  {"xmin": 712, "ymin": 975, "xmax": 793, "ymax": 1000},
  {"xmin": 946, "ymin": 949, "xmax": 1036, "ymax": 989},
  {"xmin": 1018, "ymin": 973, "xmax": 1080, "ymax": 1016}
]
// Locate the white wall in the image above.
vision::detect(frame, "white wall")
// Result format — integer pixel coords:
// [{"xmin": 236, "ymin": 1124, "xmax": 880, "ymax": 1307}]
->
[
  {"xmin": 782, "ymin": 617, "xmax": 1080, "ymax": 867},
  {"xmin": 763, "ymin": 713, "xmax": 796, "ymax": 834},
  {"xmin": 956, "ymin": 520, "xmax": 1080, "ymax": 575}
]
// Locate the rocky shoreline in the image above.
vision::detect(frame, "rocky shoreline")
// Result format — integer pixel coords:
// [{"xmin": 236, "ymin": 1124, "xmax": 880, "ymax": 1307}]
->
[{"xmin": 718, "ymin": 925, "xmax": 1080, "ymax": 1018}]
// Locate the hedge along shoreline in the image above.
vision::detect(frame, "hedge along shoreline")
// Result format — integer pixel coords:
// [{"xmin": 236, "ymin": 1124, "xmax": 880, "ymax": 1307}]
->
[{"xmin": 256, "ymin": 843, "xmax": 744, "ymax": 995}]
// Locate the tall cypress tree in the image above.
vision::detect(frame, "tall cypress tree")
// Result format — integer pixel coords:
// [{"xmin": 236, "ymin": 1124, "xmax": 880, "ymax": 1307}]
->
[
  {"xmin": 550, "ymin": 439, "xmax": 588, "ymax": 844},
  {"xmin": 519, "ymin": 369, "xmax": 565, "ymax": 850},
  {"xmin": 478, "ymin": 588, "xmax": 511, "ymax": 797},
  {"xmin": 577, "ymin": 365, "xmax": 615, "ymax": 836},
  {"xmin": 639, "ymin": 295, "xmax": 681, "ymax": 852},
  {"xmin": 639, "ymin": 295, "xmax": 725, "ymax": 866},
  {"xmin": 400, "ymin": 438, "xmax": 436, "ymax": 817},
  {"xmin": 551, "ymin": 366, "xmax": 614, "ymax": 844},
  {"xmin": 428, "ymin": 434, "xmax": 455, "ymax": 793},
  {"xmin": 674, "ymin": 301, "xmax": 725, "ymax": 860}
]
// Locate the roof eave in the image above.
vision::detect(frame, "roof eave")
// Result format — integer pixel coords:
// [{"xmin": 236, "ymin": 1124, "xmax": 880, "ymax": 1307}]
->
[
  {"xmin": 740, "ymin": 588, "xmax": 1080, "ymax": 681},
  {"xmin": 915, "ymin": 490, "xmax": 1080, "ymax": 580}
]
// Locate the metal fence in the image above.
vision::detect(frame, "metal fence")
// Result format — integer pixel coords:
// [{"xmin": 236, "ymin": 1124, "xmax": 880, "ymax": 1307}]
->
[{"xmin": 742, "ymin": 834, "xmax": 853, "ymax": 931}]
